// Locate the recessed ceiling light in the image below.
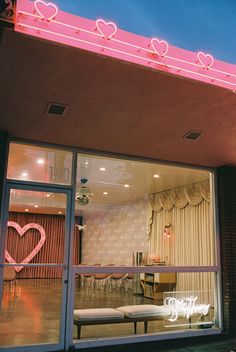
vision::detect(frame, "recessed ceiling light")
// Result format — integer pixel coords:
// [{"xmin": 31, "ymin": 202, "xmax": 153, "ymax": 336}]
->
[
  {"xmin": 124, "ymin": 184, "xmax": 130, "ymax": 188},
  {"xmin": 37, "ymin": 158, "xmax": 45, "ymax": 164},
  {"xmin": 34, "ymin": 205, "xmax": 39, "ymax": 208},
  {"xmin": 85, "ymin": 161, "xmax": 89, "ymax": 166},
  {"xmin": 153, "ymin": 174, "xmax": 160, "ymax": 178},
  {"xmin": 100, "ymin": 167, "xmax": 106, "ymax": 171},
  {"xmin": 46, "ymin": 194, "xmax": 51, "ymax": 197},
  {"xmin": 103, "ymin": 191, "xmax": 108, "ymax": 195},
  {"xmin": 58, "ymin": 211, "xmax": 62, "ymax": 214},
  {"xmin": 25, "ymin": 208, "xmax": 29, "ymax": 212},
  {"xmin": 21, "ymin": 172, "xmax": 28, "ymax": 177}
]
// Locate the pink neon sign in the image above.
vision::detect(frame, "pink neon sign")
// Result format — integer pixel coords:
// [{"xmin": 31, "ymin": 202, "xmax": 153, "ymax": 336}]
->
[
  {"xmin": 15, "ymin": 0, "xmax": 236, "ymax": 91},
  {"xmin": 197, "ymin": 51, "xmax": 214, "ymax": 69},
  {"xmin": 5, "ymin": 221, "xmax": 46, "ymax": 272},
  {"xmin": 96, "ymin": 19, "xmax": 117, "ymax": 40},
  {"xmin": 34, "ymin": 0, "xmax": 58, "ymax": 21},
  {"xmin": 151, "ymin": 38, "xmax": 169, "ymax": 57}
]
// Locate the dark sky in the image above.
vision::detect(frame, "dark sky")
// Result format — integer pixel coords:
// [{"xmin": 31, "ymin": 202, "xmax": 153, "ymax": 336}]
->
[{"xmin": 54, "ymin": 0, "xmax": 236, "ymax": 64}]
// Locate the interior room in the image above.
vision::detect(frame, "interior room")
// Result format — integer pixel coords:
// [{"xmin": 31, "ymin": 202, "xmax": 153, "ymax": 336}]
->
[{"xmin": 0, "ymin": 142, "xmax": 218, "ymax": 347}]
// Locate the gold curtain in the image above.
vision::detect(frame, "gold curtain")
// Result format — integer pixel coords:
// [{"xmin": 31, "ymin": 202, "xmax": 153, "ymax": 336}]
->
[
  {"xmin": 149, "ymin": 180, "xmax": 210, "ymax": 212},
  {"xmin": 148, "ymin": 181, "xmax": 215, "ymax": 296}
]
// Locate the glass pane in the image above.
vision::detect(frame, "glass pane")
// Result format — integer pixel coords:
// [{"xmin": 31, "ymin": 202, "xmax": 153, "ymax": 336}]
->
[
  {"xmin": 0, "ymin": 266, "xmax": 63, "ymax": 347},
  {"xmin": 7, "ymin": 143, "xmax": 72, "ymax": 185},
  {"xmin": 0, "ymin": 188, "xmax": 68, "ymax": 348},
  {"xmin": 5, "ymin": 189, "xmax": 67, "ymax": 270},
  {"xmin": 72, "ymin": 270, "xmax": 218, "ymax": 342},
  {"xmin": 75, "ymin": 153, "xmax": 214, "ymax": 267}
]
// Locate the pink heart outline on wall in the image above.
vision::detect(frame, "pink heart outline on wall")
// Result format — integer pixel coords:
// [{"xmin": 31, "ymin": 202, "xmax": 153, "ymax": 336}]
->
[
  {"xmin": 96, "ymin": 19, "xmax": 117, "ymax": 39},
  {"xmin": 5, "ymin": 221, "xmax": 46, "ymax": 272},
  {"xmin": 197, "ymin": 51, "xmax": 214, "ymax": 69},
  {"xmin": 151, "ymin": 38, "xmax": 169, "ymax": 57},
  {"xmin": 34, "ymin": 0, "xmax": 58, "ymax": 21}
]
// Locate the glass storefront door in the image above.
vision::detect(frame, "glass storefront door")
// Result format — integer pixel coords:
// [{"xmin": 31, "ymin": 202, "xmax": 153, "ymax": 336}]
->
[{"xmin": 0, "ymin": 183, "xmax": 73, "ymax": 351}]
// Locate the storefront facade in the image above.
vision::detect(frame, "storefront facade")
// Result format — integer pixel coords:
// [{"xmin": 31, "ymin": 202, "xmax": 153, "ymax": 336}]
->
[
  {"xmin": 1, "ymin": 1, "xmax": 236, "ymax": 351},
  {"xmin": 0, "ymin": 136, "xmax": 223, "ymax": 351}
]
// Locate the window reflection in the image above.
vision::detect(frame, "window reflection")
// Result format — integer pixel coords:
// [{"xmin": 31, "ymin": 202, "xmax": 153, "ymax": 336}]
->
[{"xmin": 7, "ymin": 143, "xmax": 72, "ymax": 185}]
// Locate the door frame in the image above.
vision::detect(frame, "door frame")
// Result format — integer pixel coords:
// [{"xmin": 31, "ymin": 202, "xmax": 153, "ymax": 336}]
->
[{"xmin": 0, "ymin": 181, "xmax": 74, "ymax": 352}]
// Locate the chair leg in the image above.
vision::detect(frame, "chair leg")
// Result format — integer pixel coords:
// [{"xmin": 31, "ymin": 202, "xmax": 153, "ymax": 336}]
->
[
  {"xmin": 144, "ymin": 321, "xmax": 148, "ymax": 333},
  {"xmin": 134, "ymin": 322, "xmax": 137, "ymax": 334}
]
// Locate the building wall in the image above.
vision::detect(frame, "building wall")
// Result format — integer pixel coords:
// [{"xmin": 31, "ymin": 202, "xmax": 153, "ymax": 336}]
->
[
  {"xmin": 217, "ymin": 166, "xmax": 236, "ymax": 334},
  {"xmin": 0, "ymin": 131, "xmax": 8, "ymax": 214},
  {"xmin": 0, "ymin": 131, "xmax": 8, "ymax": 264},
  {"xmin": 81, "ymin": 201, "xmax": 149, "ymax": 265}
]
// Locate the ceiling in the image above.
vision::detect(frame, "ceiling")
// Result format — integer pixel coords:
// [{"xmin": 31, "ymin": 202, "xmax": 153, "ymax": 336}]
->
[
  {"xmin": 1, "ymin": 27, "xmax": 236, "ymax": 171},
  {"xmin": 8, "ymin": 146, "xmax": 209, "ymax": 214}
]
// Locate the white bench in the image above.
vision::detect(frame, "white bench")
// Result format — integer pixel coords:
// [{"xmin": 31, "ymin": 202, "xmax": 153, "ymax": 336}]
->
[{"xmin": 73, "ymin": 305, "xmax": 170, "ymax": 339}]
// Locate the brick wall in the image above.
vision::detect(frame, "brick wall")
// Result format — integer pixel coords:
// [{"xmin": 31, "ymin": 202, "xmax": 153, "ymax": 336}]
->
[
  {"xmin": 217, "ymin": 166, "xmax": 236, "ymax": 334},
  {"xmin": 0, "ymin": 131, "xmax": 8, "ymax": 214}
]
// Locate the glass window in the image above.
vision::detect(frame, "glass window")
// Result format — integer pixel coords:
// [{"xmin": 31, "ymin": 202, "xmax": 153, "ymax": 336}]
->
[
  {"xmin": 72, "ymin": 269, "xmax": 218, "ymax": 341},
  {"xmin": 7, "ymin": 143, "xmax": 73, "ymax": 185},
  {"xmin": 72, "ymin": 153, "xmax": 219, "ymax": 345},
  {"xmin": 0, "ymin": 266, "xmax": 63, "ymax": 347},
  {"xmin": 75, "ymin": 153, "xmax": 214, "ymax": 267}
]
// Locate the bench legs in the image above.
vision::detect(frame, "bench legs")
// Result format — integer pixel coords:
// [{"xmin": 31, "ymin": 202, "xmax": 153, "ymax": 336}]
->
[
  {"xmin": 134, "ymin": 321, "xmax": 148, "ymax": 334},
  {"xmin": 77, "ymin": 325, "xmax": 81, "ymax": 339},
  {"xmin": 76, "ymin": 321, "xmax": 149, "ymax": 339}
]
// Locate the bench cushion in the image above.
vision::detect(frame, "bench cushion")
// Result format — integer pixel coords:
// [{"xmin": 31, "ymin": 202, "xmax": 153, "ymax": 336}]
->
[
  {"xmin": 116, "ymin": 304, "xmax": 170, "ymax": 318},
  {"xmin": 74, "ymin": 308, "xmax": 124, "ymax": 321}
]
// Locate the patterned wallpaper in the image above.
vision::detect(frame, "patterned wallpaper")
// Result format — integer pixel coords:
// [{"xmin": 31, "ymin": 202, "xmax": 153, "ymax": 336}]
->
[{"xmin": 81, "ymin": 201, "xmax": 149, "ymax": 265}]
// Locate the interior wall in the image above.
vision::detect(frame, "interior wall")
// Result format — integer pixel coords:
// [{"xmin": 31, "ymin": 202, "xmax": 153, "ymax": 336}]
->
[{"xmin": 81, "ymin": 201, "xmax": 149, "ymax": 265}]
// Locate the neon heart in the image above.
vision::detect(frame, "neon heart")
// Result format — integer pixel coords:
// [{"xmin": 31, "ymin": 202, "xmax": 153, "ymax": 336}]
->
[
  {"xmin": 197, "ymin": 52, "xmax": 214, "ymax": 69},
  {"xmin": 5, "ymin": 221, "xmax": 46, "ymax": 272},
  {"xmin": 34, "ymin": 0, "xmax": 58, "ymax": 21},
  {"xmin": 96, "ymin": 19, "xmax": 117, "ymax": 39},
  {"xmin": 151, "ymin": 38, "xmax": 169, "ymax": 57}
]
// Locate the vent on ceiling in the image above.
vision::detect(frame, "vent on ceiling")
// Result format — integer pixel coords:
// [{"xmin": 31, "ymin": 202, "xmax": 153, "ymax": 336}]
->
[
  {"xmin": 183, "ymin": 130, "xmax": 203, "ymax": 140},
  {"xmin": 45, "ymin": 103, "xmax": 68, "ymax": 116}
]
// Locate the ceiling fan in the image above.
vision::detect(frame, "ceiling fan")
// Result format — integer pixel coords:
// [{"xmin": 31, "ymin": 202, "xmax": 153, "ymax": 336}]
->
[{"xmin": 75, "ymin": 178, "xmax": 93, "ymax": 206}]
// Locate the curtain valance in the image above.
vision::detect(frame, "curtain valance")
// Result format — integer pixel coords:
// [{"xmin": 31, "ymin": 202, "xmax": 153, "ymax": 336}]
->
[{"xmin": 149, "ymin": 180, "xmax": 210, "ymax": 212}]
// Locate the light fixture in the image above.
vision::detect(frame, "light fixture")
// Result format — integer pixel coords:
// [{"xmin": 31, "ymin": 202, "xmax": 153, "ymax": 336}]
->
[
  {"xmin": 124, "ymin": 184, "xmax": 130, "ymax": 188},
  {"xmin": 46, "ymin": 194, "xmax": 51, "ymax": 197},
  {"xmin": 103, "ymin": 191, "xmax": 108, "ymax": 195},
  {"xmin": 75, "ymin": 178, "xmax": 93, "ymax": 206},
  {"xmin": 58, "ymin": 211, "xmax": 62, "ymax": 214},
  {"xmin": 99, "ymin": 167, "xmax": 106, "ymax": 171},
  {"xmin": 34, "ymin": 205, "xmax": 39, "ymax": 208},
  {"xmin": 153, "ymin": 174, "xmax": 160, "ymax": 178},
  {"xmin": 163, "ymin": 223, "xmax": 172, "ymax": 239},
  {"xmin": 21, "ymin": 172, "xmax": 28, "ymax": 177},
  {"xmin": 25, "ymin": 208, "xmax": 29, "ymax": 212},
  {"xmin": 37, "ymin": 158, "xmax": 45, "ymax": 164}
]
